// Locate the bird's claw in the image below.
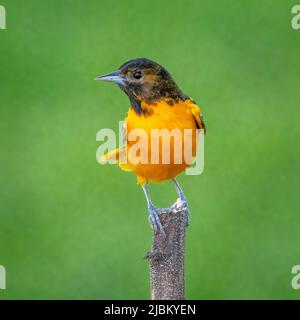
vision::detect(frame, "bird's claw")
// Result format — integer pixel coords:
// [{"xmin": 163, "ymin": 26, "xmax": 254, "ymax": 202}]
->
[
  {"xmin": 171, "ymin": 198, "xmax": 190, "ymax": 227},
  {"xmin": 148, "ymin": 198, "xmax": 190, "ymax": 234},
  {"xmin": 148, "ymin": 204, "xmax": 166, "ymax": 236}
]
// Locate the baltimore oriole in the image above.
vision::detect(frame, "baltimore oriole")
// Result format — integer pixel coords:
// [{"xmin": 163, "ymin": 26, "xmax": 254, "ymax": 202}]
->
[{"xmin": 96, "ymin": 58, "xmax": 205, "ymax": 234}]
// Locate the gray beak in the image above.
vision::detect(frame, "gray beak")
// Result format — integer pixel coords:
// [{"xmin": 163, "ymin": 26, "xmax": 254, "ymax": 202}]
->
[{"xmin": 95, "ymin": 70, "xmax": 124, "ymax": 85}]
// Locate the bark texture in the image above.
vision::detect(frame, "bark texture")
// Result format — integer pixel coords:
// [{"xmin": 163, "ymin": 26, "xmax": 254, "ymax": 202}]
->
[{"xmin": 145, "ymin": 200, "xmax": 187, "ymax": 300}]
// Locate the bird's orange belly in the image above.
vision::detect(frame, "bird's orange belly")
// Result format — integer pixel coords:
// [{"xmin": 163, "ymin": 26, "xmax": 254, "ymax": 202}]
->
[{"xmin": 125, "ymin": 101, "xmax": 198, "ymax": 184}]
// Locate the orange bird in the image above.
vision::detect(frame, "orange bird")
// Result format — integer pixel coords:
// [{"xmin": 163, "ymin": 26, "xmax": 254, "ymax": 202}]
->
[{"xmin": 96, "ymin": 58, "xmax": 205, "ymax": 234}]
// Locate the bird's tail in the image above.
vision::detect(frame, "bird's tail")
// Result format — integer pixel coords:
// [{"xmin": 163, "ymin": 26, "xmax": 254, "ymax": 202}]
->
[{"xmin": 99, "ymin": 147, "xmax": 132, "ymax": 172}]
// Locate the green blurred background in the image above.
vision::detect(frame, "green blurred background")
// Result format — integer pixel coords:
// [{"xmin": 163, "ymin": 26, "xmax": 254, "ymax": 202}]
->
[{"xmin": 0, "ymin": 0, "xmax": 300, "ymax": 299}]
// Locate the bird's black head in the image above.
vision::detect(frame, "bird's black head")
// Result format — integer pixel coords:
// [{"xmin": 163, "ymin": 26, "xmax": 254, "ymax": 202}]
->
[{"xmin": 96, "ymin": 58, "xmax": 188, "ymax": 114}]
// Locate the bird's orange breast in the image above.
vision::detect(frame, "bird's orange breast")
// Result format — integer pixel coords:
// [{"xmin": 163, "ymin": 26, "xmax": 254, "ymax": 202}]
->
[{"xmin": 123, "ymin": 99, "xmax": 199, "ymax": 184}]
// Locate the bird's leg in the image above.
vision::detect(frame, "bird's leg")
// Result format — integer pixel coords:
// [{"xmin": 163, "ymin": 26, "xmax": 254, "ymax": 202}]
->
[
  {"xmin": 172, "ymin": 178, "xmax": 190, "ymax": 227},
  {"xmin": 142, "ymin": 185, "xmax": 166, "ymax": 236}
]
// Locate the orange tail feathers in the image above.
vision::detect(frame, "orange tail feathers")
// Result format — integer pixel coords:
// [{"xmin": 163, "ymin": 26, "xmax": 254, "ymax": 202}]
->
[{"xmin": 100, "ymin": 147, "xmax": 132, "ymax": 172}]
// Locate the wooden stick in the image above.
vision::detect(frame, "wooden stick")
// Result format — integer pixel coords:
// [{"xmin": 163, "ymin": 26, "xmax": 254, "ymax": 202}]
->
[{"xmin": 145, "ymin": 200, "xmax": 187, "ymax": 300}]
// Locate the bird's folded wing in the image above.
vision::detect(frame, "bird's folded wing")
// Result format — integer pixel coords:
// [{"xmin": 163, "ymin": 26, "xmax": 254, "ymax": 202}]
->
[{"xmin": 189, "ymin": 101, "xmax": 206, "ymax": 134}]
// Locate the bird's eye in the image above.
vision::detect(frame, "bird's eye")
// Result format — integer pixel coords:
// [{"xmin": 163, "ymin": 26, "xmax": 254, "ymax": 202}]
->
[{"xmin": 133, "ymin": 71, "xmax": 142, "ymax": 80}]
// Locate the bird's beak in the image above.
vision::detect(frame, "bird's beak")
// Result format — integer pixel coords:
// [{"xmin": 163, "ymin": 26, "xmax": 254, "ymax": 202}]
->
[{"xmin": 95, "ymin": 70, "xmax": 124, "ymax": 85}]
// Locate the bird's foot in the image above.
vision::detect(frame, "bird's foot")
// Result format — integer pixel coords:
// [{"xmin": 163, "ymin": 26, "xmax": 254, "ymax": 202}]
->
[
  {"xmin": 170, "ymin": 197, "xmax": 190, "ymax": 227},
  {"xmin": 148, "ymin": 198, "xmax": 190, "ymax": 234},
  {"xmin": 148, "ymin": 204, "xmax": 166, "ymax": 236}
]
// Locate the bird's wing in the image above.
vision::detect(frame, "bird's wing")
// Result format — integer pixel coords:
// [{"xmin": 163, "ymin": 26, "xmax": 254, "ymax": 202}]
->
[{"xmin": 188, "ymin": 101, "xmax": 206, "ymax": 134}]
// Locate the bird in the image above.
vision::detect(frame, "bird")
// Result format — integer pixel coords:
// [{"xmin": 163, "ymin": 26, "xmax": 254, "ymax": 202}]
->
[{"xmin": 96, "ymin": 58, "xmax": 205, "ymax": 235}]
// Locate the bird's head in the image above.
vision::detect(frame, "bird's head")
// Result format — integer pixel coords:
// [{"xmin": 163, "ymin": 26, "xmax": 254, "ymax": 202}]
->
[{"xmin": 96, "ymin": 58, "xmax": 187, "ymax": 113}]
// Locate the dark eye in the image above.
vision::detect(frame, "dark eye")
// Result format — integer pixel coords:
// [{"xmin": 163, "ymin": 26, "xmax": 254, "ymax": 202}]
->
[{"xmin": 133, "ymin": 71, "xmax": 142, "ymax": 79}]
